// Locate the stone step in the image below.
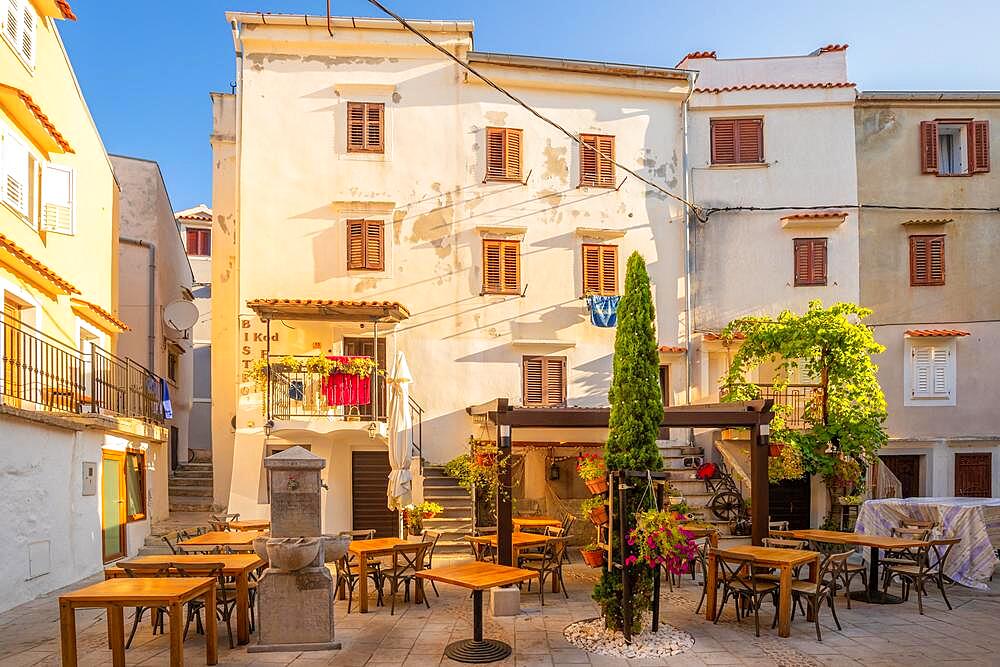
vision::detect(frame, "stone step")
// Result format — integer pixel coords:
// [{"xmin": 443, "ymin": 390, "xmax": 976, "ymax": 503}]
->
[
  {"xmin": 423, "ymin": 486, "xmax": 470, "ymax": 498},
  {"xmin": 172, "ymin": 470, "xmax": 214, "ymax": 480},
  {"xmin": 423, "ymin": 477, "xmax": 462, "ymax": 488},
  {"xmin": 178, "ymin": 462, "xmax": 213, "ymax": 469},
  {"xmin": 169, "ymin": 476, "xmax": 214, "ymax": 487},
  {"xmin": 169, "ymin": 485, "xmax": 213, "ymax": 498},
  {"xmin": 424, "ymin": 506, "xmax": 470, "ymax": 519},
  {"xmin": 169, "ymin": 499, "xmax": 215, "ymax": 513}
]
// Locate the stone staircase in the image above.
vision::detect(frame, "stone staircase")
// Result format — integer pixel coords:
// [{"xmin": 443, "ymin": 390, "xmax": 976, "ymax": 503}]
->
[
  {"xmin": 659, "ymin": 440, "xmax": 750, "ymax": 547},
  {"xmin": 168, "ymin": 461, "xmax": 216, "ymax": 513},
  {"xmin": 421, "ymin": 465, "xmax": 474, "ymax": 553}
]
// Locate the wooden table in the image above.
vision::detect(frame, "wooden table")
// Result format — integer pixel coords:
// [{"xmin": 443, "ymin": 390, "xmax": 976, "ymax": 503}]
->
[
  {"xmin": 177, "ymin": 530, "xmax": 266, "ymax": 548},
  {"xmin": 705, "ymin": 545, "xmax": 820, "ymax": 638},
  {"xmin": 229, "ymin": 519, "xmax": 270, "ymax": 531},
  {"xmin": 784, "ymin": 528, "xmax": 929, "ymax": 604},
  {"xmin": 417, "ymin": 562, "xmax": 538, "ymax": 663},
  {"xmin": 345, "ymin": 537, "xmax": 412, "ymax": 613},
  {"xmin": 105, "ymin": 553, "xmax": 262, "ymax": 645},
  {"xmin": 60, "ymin": 577, "xmax": 217, "ymax": 667},
  {"xmin": 512, "ymin": 517, "xmax": 561, "ymax": 533},
  {"xmin": 681, "ymin": 525, "xmax": 719, "ymax": 547},
  {"xmin": 470, "ymin": 533, "xmax": 559, "ymax": 592}
]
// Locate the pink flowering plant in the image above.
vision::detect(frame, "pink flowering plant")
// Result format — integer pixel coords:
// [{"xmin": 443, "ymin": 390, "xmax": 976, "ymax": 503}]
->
[{"xmin": 626, "ymin": 509, "xmax": 698, "ymax": 575}]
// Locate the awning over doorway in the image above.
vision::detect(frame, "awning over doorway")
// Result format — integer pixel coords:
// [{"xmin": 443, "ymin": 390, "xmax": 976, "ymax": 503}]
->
[{"xmin": 247, "ymin": 298, "xmax": 409, "ymax": 322}]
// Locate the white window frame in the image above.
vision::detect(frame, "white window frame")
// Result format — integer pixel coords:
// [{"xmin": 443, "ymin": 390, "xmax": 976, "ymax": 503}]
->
[
  {"xmin": 2, "ymin": 0, "xmax": 37, "ymax": 70},
  {"xmin": 937, "ymin": 124, "xmax": 968, "ymax": 176},
  {"xmin": 904, "ymin": 338, "xmax": 957, "ymax": 407},
  {"xmin": 1, "ymin": 124, "xmax": 31, "ymax": 220},
  {"xmin": 41, "ymin": 163, "xmax": 73, "ymax": 235}
]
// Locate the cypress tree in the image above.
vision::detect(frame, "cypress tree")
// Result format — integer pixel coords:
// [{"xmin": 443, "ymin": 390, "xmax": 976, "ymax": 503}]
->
[{"xmin": 592, "ymin": 251, "xmax": 664, "ymax": 633}]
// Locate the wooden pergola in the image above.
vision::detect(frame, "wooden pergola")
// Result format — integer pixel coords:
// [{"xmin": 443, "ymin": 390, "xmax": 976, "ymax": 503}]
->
[{"xmin": 466, "ymin": 398, "xmax": 775, "ymax": 565}]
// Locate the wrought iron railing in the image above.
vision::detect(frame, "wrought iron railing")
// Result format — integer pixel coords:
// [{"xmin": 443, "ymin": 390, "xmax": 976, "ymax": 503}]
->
[
  {"xmin": 755, "ymin": 383, "xmax": 822, "ymax": 430},
  {"xmin": 0, "ymin": 313, "xmax": 165, "ymax": 423}
]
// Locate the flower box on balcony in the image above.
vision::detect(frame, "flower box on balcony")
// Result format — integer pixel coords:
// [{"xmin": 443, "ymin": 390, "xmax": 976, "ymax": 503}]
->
[{"xmin": 321, "ymin": 355, "xmax": 372, "ymax": 406}]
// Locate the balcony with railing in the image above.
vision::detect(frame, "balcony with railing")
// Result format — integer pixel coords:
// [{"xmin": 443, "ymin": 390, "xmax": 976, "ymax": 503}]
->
[
  {"xmin": 754, "ymin": 383, "xmax": 822, "ymax": 430},
  {"xmin": 1, "ymin": 314, "xmax": 165, "ymax": 424}
]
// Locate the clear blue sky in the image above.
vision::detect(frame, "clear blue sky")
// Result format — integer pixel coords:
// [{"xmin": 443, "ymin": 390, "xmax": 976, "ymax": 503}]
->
[{"xmin": 60, "ymin": 0, "xmax": 999, "ymax": 210}]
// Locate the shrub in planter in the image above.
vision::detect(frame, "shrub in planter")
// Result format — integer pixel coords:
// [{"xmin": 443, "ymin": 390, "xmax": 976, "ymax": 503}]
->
[
  {"xmin": 402, "ymin": 501, "xmax": 443, "ymax": 535},
  {"xmin": 576, "ymin": 453, "xmax": 608, "ymax": 494},
  {"xmin": 580, "ymin": 543, "xmax": 605, "ymax": 568},
  {"xmin": 581, "ymin": 496, "xmax": 609, "ymax": 526}
]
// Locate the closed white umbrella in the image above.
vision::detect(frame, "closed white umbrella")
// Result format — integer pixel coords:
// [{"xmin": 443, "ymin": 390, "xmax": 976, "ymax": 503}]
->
[{"xmin": 386, "ymin": 351, "xmax": 413, "ymax": 510}]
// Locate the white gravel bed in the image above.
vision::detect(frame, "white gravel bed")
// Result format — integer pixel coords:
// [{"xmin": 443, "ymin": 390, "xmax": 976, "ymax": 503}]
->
[{"xmin": 563, "ymin": 617, "xmax": 694, "ymax": 659}]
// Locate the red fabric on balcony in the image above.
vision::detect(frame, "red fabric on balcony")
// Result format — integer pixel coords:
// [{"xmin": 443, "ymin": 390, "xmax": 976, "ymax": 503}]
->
[{"xmin": 321, "ymin": 355, "xmax": 372, "ymax": 406}]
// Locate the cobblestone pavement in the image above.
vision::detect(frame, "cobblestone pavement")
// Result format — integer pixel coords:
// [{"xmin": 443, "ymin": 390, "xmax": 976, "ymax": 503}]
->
[{"xmin": 0, "ymin": 555, "xmax": 997, "ymax": 666}]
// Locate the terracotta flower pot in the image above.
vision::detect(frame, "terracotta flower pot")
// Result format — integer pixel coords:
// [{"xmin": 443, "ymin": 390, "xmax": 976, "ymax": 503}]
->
[
  {"xmin": 580, "ymin": 548, "xmax": 605, "ymax": 568},
  {"xmin": 585, "ymin": 478, "xmax": 608, "ymax": 495},
  {"xmin": 422, "ymin": 511, "xmax": 435, "ymax": 519},
  {"xmin": 588, "ymin": 504, "xmax": 609, "ymax": 526},
  {"xmin": 475, "ymin": 452, "xmax": 496, "ymax": 467},
  {"xmin": 769, "ymin": 443, "xmax": 785, "ymax": 457}
]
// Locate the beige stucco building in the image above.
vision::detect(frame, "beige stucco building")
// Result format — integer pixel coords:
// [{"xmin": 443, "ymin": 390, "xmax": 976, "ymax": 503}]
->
[
  {"xmin": 211, "ymin": 13, "xmax": 695, "ymax": 537},
  {"xmin": 857, "ymin": 92, "xmax": 1000, "ymax": 498},
  {"xmin": 0, "ymin": 2, "xmax": 169, "ymax": 611}
]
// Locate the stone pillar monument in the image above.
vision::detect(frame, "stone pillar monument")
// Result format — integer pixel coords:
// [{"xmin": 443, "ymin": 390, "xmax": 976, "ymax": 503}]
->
[{"xmin": 249, "ymin": 446, "xmax": 349, "ymax": 653}]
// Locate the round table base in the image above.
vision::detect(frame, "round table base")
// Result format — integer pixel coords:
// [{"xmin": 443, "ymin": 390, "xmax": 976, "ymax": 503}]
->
[
  {"xmin": 849, "ymin": 590, "xmax": 904, "ymax": 604},
  {"xmin": 444, "ymin": 639, "xmax": 512, "ymax": 664}
]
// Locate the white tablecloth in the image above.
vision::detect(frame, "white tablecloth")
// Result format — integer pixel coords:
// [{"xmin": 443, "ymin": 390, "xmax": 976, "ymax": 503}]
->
[{"xmin": 856, "ymin": 497, "xmax": 1000, "ymax": 590}]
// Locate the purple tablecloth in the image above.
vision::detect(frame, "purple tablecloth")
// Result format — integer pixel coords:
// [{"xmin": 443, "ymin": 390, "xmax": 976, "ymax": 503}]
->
[{"xmin": 856, "ymin": 497, "xmax": 1000, "ymax": 590}]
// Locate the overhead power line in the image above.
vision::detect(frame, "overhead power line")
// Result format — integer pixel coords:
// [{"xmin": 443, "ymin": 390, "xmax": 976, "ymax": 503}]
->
[
  {"xmin": 704, "ymin": 203, "xmax": 1000, "ymax": 220},
  {"xmin": 365, "ymin": 0, "xmax": 705, "ymax": 220}
]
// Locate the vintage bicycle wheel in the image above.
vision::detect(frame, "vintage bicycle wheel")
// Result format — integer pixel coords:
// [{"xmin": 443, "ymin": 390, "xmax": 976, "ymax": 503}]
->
[{"xmin": 709, "ymin": 491, "xmax": 743, "ymax": 522}]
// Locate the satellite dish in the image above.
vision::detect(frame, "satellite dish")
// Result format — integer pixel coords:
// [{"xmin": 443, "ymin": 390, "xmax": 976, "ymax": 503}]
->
[{"xmin": 163, "ymin": 300, "xmax": 199, "ymax": 331}]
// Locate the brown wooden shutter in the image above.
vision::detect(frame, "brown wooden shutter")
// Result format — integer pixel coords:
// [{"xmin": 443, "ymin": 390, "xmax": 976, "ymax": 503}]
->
[
  {"xmin": 366, "ymin": 220, "xmax": 384, "ymax": 270},
  {"xmin": 580, "ymin": 134, "xmax": 614, "ymax": 187},
  {"xmin": 582, "ymin": 244, "xmax": 618, "ymax": 295},
  {"xmin": 522, "ymin": 356, "xmax": 566, "ymax": 406},
  {"xmin": 711, "ymin": 119, "xmax": 736, "ymax": 164},
  {"xmin": 485, "ymin": 128, "xmax": 523, "ymax": 181},
  {"xmin": 580, "ymin": 134, "xmax": 599, "ymax": 186},
  {"xmin": 505, "ymin": 129, "xmax": 522, "ymax": 181},
  {"xmin": 347, "ymin": 102, "xmax": 384, "ymax": 153},
  {"xmin": 596, "ymin": 135, "xmax": 615, "ymax": 186},
  {"xmin": 793, "ymin": 238, "xmax": 827, "ymax": 286},
  {"xmin": 970, "ymin": 120, "xmax": 990, "ymax": 173},
  {"xmin": 736, "ymin": 118, "xmax": 764, "ymax": 163},
  {"xmin": 347, "ymin": 219, "xmax": 366, "ymax": 269},
  {"xmin": 501, "ymin": 241, "xmax": 519, "ymax": 292},
  {"xmin": 919, "ymin": 121, "xmax": 939, "ymax": 173},
  {"xmin": 544, "ymin": 358, "xmax": 566, "ymax": 406},
  {"xmin": 482, "ymin": 239, "xmax": 519, "ymax": 294},
  {"xmin": 910, "ymin": 235, "xmax": 945, "ymax": 286},
  {"xmin": 599, "ymin": 245, "xmax": 617, "ymax": 295},
  {"xmin": 522, "ymin": 357, "xmax": 544, "ymax": 405}
]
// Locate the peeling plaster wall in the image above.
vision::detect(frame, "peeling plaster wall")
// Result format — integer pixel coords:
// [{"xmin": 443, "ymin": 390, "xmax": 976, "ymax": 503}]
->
[{"xmin": 216, "ymin": 23, "xmax": 690, "ymax": 528}]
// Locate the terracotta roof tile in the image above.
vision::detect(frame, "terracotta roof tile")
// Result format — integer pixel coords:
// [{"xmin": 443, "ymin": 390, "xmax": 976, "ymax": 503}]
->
[
  {"xmin": 247, "ymin": 298, "xmax": 410, "ymax": 318},
  {"xmin": 71, "ymin": 298, "xmax": 129, "ymax": 332},
  {"xmin": 658, "ymin": 345, "xmax": 687, "ymax": 354},
  {"xmin": 695, "ymin": 81, "xmax": 855, "ymax": 94},
  {"xmin": 676, "ymin": 51, "xmax": 716, "ymax": 66},
  {"xmin": 703, "ymin": 332, "xmax": 745, "ymax": 342},
  {"xmin": 901, "ymin": 218, "xmax": 953, "ymax": 226},
  {"xmin": 780, "ymin": 211, "xmax": 849, "ymax": 220},
  {"xmin": 904, "ymin": 329, "xmax": 970, "ymax": 338},
  {"xmin": 0, "ymin": 232, "xmax": 79, "ymax": 294},
  {"xmin": 56, "ymin": 1, "xmax": 76, "ymax": 20},
  {"xmin": 818, "ymin": 44, "xmax": 848, "ymax": 53},
  {"xmin": 0, "ymin": 85, "xmax": 74, "ymax": 153}
]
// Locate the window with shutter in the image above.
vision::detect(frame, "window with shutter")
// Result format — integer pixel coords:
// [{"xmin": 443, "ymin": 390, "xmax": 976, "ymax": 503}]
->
[
  {"xmin": 2, "ymin": 0, "xmax": 34, "ymax": 68},
  {"xmin": 970, "ymin": 120, "xmax": 990, "ymax": 173},
  {"xmin": 346, "ymin": 219, "xmax": 384, "ymax": 270},
  {"xmin": 346, "ymin": 102, "xmax": 384, "ymax": 153},
  {"xmin": 921, "ymin": 118, "xmax": 990, "ymax": 176},
  {"xmin": 522, "ymin": 356, "xmax": 566, "ymax": 407},
  {"xmin": 41, "ymin": 164, "xmax": 73, "ymax": 234},
  {"xmin": 909, "ymin": 235, "xmax": 945, "ymax": 286},
  {"xmin": 910, "ymin": 343, "xmax": 952, "ymax": 400},
  {"xmin": 185, "ymin": 228, "xmax": 211, "ymax": 256},
  {"xmin": 482, "ymin": 239, "xmax": 520, "ymax": 294},
  {"xmin": 711, "ymin": 118, "xmax": 764, "ymax": 164},
  {"xmin": 793, "ymin": 238, "xmax": 827, "ymax": 286},
  {"xmin": 581, "ymin": 244, "xmax": 618, "ymax": 296},
  {"xmin": 579, "ymin": 134, "xmax": 615, "ymax": 187},
  {"xmin": 485, "ymin": 127, "xmax": 522, "ymax": 181},
  {"xmin": 2, "ymin": 128, "xmax": 29, "ymax": 216}
]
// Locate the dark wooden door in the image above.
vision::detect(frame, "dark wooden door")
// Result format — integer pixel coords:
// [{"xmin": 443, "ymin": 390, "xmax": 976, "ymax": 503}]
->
[
  {"xmin": 768, "ymin": 477, "xmax": 811, "ymax": 530},
  {"xmin": 881, "ymin": 455, "xmax": 921, "ymax": 498},
  {"xmin": 343, "ymin": 337, "xmax": 386, "ymax": 419},
  {"xmin": 955, "ymin": 453, "xmax": 992, "ymax": 498},
  {"xmin": 351, "ymin": 450, "xmax": 399, "ymax": 537}
]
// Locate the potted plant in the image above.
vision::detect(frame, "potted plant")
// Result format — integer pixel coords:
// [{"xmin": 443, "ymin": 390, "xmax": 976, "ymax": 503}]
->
[
  {"xmin": 626, "ymin": 509, "xmax": 699, "ymax": 576},
  {"xmin": 402, "ymin": 501, "xmax": 444, "ymax": 536},
  {"xmin": 581, "ymin": 496, "xmax": 609, "ymax": 526},
  {"xmin": 580, "ymin": 543, "xmax": 605, "ymax": 568},
  {"xmin": 768, "ymin": 443, "xmax": 806, "ymax": 483},
  {"xmin": 576, "ymin": 453, "xmax": 608, "ymax": 494},
  {"xmin": 768, "ymin": 442, "xmax": 785, "ymax": 457}
]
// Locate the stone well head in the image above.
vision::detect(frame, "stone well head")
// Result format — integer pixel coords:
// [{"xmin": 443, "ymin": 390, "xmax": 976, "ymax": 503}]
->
[{"xmin": 263, "ymin": 445, "xmax": 325, "ymax": 538}]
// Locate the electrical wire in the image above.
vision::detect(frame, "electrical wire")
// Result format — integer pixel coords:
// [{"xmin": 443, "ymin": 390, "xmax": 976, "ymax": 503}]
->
[
  {"xmin": 365, "ymin": 0, "xmax": 705, "ymax": 220},
  {"xmin": 703, "ymin": 203, "xmax": 1000, "ymax": 220}
]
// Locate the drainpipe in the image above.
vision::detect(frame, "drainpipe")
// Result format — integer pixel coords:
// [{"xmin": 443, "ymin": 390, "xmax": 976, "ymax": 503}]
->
[
  {"xmin": 682, "ymin": 70, "xmax": 698, "ymax": 444},
  {"xmin": 120, "ymin": 236, "xmax": 156, "ymax": 371}
]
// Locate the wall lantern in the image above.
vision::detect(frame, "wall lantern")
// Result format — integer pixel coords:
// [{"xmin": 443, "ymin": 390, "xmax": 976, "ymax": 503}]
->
[
  {"xmin": 368, "ymin": 422, "xmax": 378, "ymax": 439},
  {"xmin": 549, "ymin": 461, "xmax": 561, "ymax": 481}
]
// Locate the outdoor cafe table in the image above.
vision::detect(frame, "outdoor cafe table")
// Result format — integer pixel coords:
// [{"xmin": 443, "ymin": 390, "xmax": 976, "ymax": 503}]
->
[
  {"xmin": 416, "ymin": 562, "xmax": 538, "ymax": 663},
  {"xmin": 229, "ymin": 519, "xmax": 270, "ymax": 531},
  {"xmin": 512, "ymin": 517, "xmax": 561, "ymax": 533},
  {"xmin": 784, "ymin": 528, "xmax": 929, "ymax": 604},
  {"xmin": 104, "ymin": 553, "xmax": 263, "ymax": 645},
  {"xmin": 470, "ymin": 533, "xmax": 560, "ymax": 591},
  {"xmin": 177, "ymin": 530, "xmax": 267, "ymax": 549},
  {"xmin": 705, "ymin": 545, "xmax": 820, "ymax": 638},
  {"xmin": 343, "ymin": 537, "xmax": 415, "ymax": 613},
  {"xmin": 59, "ymin": 576, "xmax": 217, "ymax": 667}
]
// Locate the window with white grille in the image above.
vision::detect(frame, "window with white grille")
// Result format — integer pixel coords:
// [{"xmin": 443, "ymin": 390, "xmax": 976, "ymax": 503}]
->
[
  {"xmin": 905, "ymin": 339, "xmax": 956, "ymax": 406},
  {"xmin": 42, "ymin": 164, "xmax": 73, "ymax": 234}
]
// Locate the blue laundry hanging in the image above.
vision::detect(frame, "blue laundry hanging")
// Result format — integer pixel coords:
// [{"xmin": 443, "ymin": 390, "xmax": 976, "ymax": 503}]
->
[
  {"xmin": 587, "ymin": 295, "xmax": 621, "ymax": 327},
  {"xmin": 160, "ymin": 379, "xmax": 174, "ymax": 420}
]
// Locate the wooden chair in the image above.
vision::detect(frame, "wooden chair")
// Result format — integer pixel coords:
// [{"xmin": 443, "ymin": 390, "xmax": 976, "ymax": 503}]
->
[
  {"xmin": 517, "ymin": 537, "xmax": 568, "ymax": 605},
  {"xmin": 335, "ymin": 554, "xmax": 384, "ymax": 613},
  {"xmin": 713, "ymin": 550, "xmax": 779, "ymax": 637},
  {"xmin": 421, "ymin": 530, "xmax": 442, "ymax": 597},
  {"xmin": 806, "ymin": 539, "xmax": 867, "ymax": 608},
  {"xmin": 380, "ymin": 543, "xmax": 430, "ymax": 615},
  {"xmin": 693, "ymin": 538, "xmax": 714, "ymax": 615},
  {"xmin": 172, "ymin": 561, "xmax": 238, "ymax": 649},
  {"xmin": 560, "ymin": 515, "xmax": 577, "ymax": 564},
  {"xmin": 464, "ymin": 535, "xmax": 496, "ymax": 563},
  {"xmin": 117, "ymin": 560, "xmax": 172, "ymax": 648},
  {"xmin": 784, "ymin": 551, "xmax": 849, "ymax": 641},
  {"xmin": 882, "ymin": 537, "xmax": 960, "ymax": 615},
  {"xmin": 209, "ymin": 513, "xmax": 240, "ymax": 532}
]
